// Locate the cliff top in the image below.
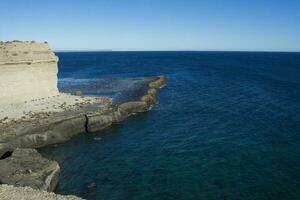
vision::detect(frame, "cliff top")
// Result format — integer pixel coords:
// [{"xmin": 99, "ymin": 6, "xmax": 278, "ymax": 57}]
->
[{"xmin": 0, "ymin": 41, "xmax": 58, "ymax": 65}]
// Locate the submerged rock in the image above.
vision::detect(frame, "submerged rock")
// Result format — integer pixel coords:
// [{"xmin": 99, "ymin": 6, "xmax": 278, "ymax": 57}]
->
[
  {"xmin": 0, "ymin": 148, "xmax": 60, "ymax": 192},
  {"xmin": 86, "ymin": 181, "xmax": 97, "ymax": 190}
]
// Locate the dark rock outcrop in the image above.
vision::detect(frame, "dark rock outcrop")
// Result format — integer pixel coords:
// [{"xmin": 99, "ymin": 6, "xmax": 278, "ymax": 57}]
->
[
  {"xmin": 0, "ymin": 114, "xmax": 87, "ymax": 157},
  {"xmin": 0, "ymin": 148, "xmax": 60, "ymax": 192}
]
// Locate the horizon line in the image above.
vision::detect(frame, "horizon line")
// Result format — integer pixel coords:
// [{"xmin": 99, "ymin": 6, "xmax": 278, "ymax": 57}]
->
[{"xmin": 54, "ymin": 49, "xmax": 300, "ymax": 53}]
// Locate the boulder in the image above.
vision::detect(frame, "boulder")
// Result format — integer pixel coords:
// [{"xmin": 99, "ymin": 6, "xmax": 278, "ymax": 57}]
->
[
  {"xmin": 141, "ymin": 94, "xmax": 156, "ymax": 106},
  {"xmin": 148, "ymin": 76, "xmax": 166, "ymax": 89},
  {"xmin": 148, "ymin": 88, "xmax": 157, "ymax": 97},
  {"xmin": 119, "ymin": 101, "xmax": 149, "ymax": 114},
  {"xmin": 0, "ymin": 148, "xmax": 60, "ymax": 192}
]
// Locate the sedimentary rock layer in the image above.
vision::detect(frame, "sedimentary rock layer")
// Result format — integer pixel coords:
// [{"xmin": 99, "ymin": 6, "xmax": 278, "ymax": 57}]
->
[
  {"xmin": 0, "ymin": 41, "xmax": 167, "ymax": 198},
  {"xmin": 0, "ymin": 148, "xmax": 60, "ymax": 192},
  {"xmin": 0, "ymin": 76, "xmax": 166, "ymax": 157},
  {"xmin": 0, "ymin": 41, "xmax": 59, "ymax": 104},
  {"xmin": 0, "ymin": 76, "xmax": 166, "ymax": 198}
]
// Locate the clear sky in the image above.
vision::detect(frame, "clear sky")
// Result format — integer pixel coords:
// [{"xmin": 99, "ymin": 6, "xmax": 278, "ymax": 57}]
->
[{"xmin": 0, "ymin": 0, "xmax": 299, "ymax": 51}]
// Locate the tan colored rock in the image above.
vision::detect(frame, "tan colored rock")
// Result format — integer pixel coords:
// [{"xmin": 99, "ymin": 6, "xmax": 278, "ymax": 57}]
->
[
  {"xmin": 148, "ymin": 76, "xmax": 166, "ymax": 89},
  {"xmin": 0, "ymin": 41, "xmax": 59, "ymax": 104},
  {"xmin": 0, "ymin": 184, "xmax": 83, "ymax": 200},
  {"xmin": 141, "ymin": 94, "xmax": 156, "ymax": 106},
  {"xmin": 86, "ymin": 112, "xmax": 113, "ymax": 132},
  {"xmin": 148, "ymin": 88, "xmax": 157, "ymax": 97},
  {"xmin": 119, "ymin": 101, "xmax": 149, "ymax": 113}
]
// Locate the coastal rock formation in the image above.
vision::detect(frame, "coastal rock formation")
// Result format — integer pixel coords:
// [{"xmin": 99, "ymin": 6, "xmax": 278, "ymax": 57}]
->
[
  {"xmin": 0, "ymin": 76, "xmax": 166, "ymax": 158},
  {"xmin": 149, "ymin": 75, "xmax": 166, "ymax": 89},
  {"xmin": 85, "ymin": 76, "xmax": 166, "ymax": 133},
  {"xmin": 0, "ymin": 148, "xmax": 60, "ymax": 192},
  {"xmin": 86, "ymin": 102, "xmax": 147, "ymax": 133},
  {"xmin": 0, "ymin": 41, "xmax": 167, "ymax": 199},
  {"xmin": 119, "ymin": 101, "xmax": 148, "ymax": 113},
  {"xmin": 0, "ymin": 184, "xmax": 83, "ymax": 200},
  {"xmin": 0, "ymin": 41, "xmax": 59, "ymax": 104},
  {"xmin": 0, "ymin": 76, "xmax": 166, "ymax": 197}
]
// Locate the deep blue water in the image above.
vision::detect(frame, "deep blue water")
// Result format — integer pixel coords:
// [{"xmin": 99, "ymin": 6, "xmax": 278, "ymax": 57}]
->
[{"xmin": 40, "ymin": 51, "xmax": 300, "ymax": 200}]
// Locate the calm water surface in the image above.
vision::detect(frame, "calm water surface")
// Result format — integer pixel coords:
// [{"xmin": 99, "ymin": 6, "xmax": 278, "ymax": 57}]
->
[{"xmin": 40, "ymin": 51, "xmax": 300, "ymax": 200}]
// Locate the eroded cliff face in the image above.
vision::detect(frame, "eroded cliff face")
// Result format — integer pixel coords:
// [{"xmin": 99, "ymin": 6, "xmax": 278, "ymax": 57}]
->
[{"xmin": 0, "ymin": 41, "xmax": 59, "ymax": 104}]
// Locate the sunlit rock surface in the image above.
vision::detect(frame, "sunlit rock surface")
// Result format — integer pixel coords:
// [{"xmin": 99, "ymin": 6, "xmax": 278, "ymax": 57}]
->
[
  {"xmin": 0, "ymin": 184, "xmax": 83, "ymax": 200},
  {"xmin": 0, "ymin": 41, "xmax": 59, "ymax": 104}
]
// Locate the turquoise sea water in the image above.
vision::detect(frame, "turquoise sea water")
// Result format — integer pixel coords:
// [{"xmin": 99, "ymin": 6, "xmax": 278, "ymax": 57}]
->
[{"xmin": 40, "ymin": 51, "xmax": 300, "ymax": 200}]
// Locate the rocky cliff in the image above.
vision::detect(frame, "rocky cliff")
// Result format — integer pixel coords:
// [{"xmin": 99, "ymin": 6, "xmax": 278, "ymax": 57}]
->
[
  {"xmin": 0, "ymin": 41, "xmax": 59, "ymax": 104},
  {"xmin": 0, "ymin": 41, "xmax": 167, "ymax": 199}
]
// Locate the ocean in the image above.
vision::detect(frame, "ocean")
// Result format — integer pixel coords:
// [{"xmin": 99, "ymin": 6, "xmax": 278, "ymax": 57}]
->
[{"xmin": 40, "ymin": 51, "xmax": 300, "ymax": 200}]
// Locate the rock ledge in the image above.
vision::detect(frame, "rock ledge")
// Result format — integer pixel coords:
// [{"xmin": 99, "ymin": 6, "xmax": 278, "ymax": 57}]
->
[{"xmin": 0, "ymin": 148, "xmax": 60, "ymax": 192}]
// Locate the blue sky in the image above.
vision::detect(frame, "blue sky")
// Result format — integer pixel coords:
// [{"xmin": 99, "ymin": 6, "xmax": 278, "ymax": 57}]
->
[{"xmin": 0, "ymin": 0, "xmax": 299, "ymax": 51}]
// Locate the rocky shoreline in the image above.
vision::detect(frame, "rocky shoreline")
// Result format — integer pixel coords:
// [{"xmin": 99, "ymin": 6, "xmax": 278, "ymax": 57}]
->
[
  {"xmin": 0, "ymin": 184, "xmax": 83, "ymax": 200},
  {"xmin": 0, "ymin": 76, "xmax": 166, "ymax": 199},
  {"xmin": 0, "ymin": 148, "xmax": 60, "ymax": 191}
]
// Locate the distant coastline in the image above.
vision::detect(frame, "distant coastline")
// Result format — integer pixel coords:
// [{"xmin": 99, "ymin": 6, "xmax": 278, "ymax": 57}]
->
[
  {"xmin": 55, "ymin": 49, "xmax": 113, "ymax": 52},
  {"xmin": 54, "ymin": 50, "xmax": 300, "ymax": 53}
]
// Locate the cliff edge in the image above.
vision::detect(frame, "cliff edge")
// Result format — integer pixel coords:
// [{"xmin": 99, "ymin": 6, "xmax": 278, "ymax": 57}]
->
[
  {"xmin": 0, "ymin": 41, "xmax": 59, "ymax": 104},
  {"xmin": 0, "ymin": 41, "xmax": 167, "ymax": 199}
]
